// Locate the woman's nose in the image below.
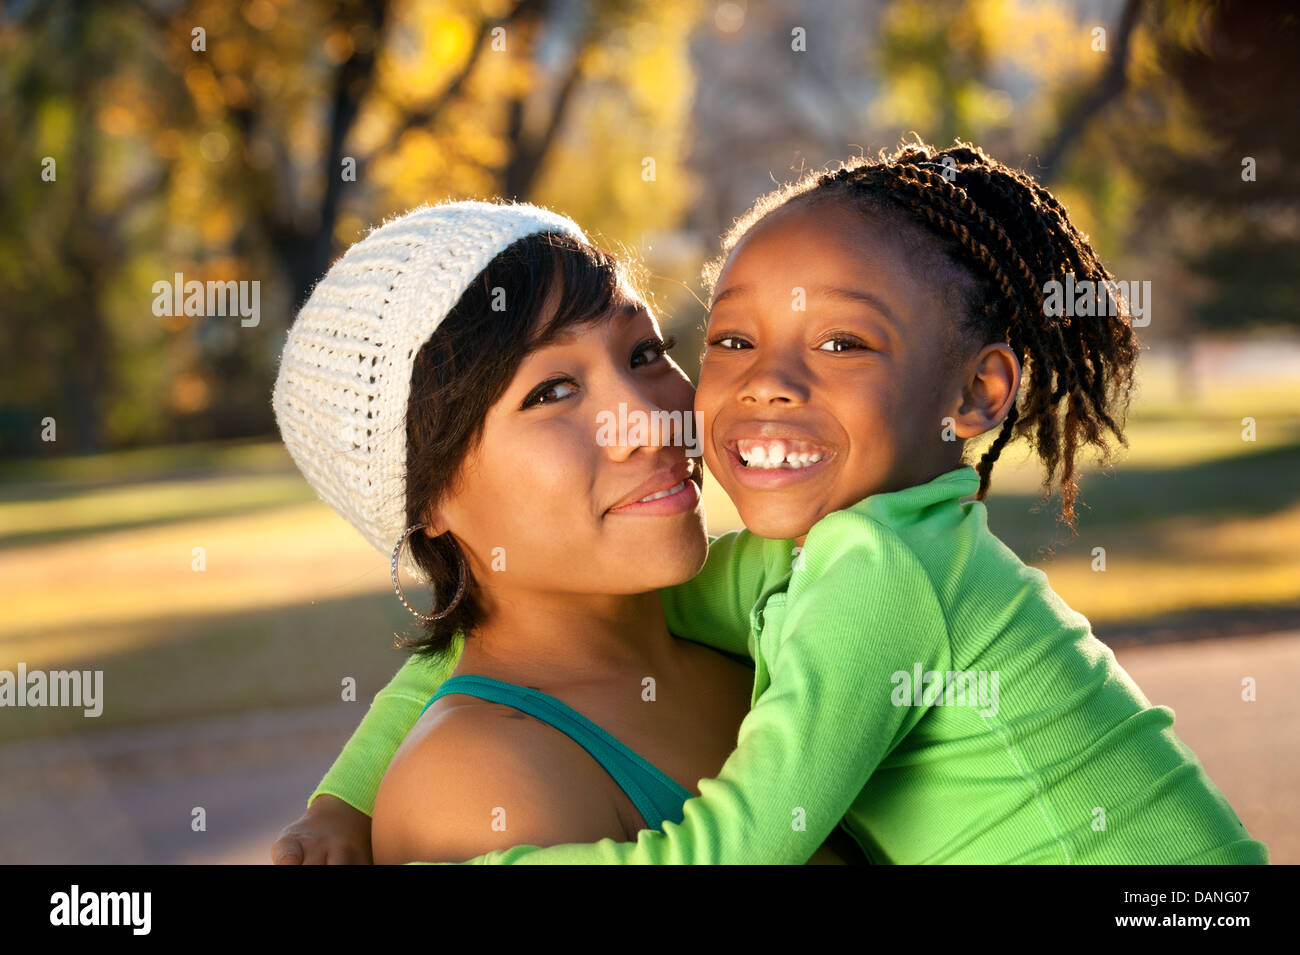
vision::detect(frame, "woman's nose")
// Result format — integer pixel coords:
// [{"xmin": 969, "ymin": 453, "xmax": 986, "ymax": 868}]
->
[{"xmin": 596, "ymin": 381, "xmax": 693, "ymax": 458}]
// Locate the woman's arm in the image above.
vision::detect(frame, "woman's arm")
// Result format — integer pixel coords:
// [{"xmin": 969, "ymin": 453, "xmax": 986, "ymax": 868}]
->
[{"xmin": 438, "ymin": 514, "xmax": 953, "ymax": 864}]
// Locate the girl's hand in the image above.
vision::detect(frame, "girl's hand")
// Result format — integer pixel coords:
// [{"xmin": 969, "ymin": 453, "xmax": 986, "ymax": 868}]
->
[{"xmin": 271, "ymin": 794, "xmax": 372, "ymax": 864}]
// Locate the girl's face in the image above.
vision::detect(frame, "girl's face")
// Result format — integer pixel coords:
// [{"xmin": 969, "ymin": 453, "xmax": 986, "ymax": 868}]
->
[
  {"xmin": 432, "ymin": 288, "xmax": 707, "ymax": 602},
  {"xmin": 696, "ymin": 199, "xmax": 970, "ymax": 544}
]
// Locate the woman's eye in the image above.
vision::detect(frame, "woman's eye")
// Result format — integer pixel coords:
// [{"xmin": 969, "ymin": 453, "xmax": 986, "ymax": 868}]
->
[
  {"xmin": 818, "ymin": 337, "xmax": 867, "ymax": 353},
  {"xmin": 707, "ymin": 335, "xmax": 751, "ymax": 350},
  {"xmin": 631, "ymin": 335, "xmax": 677, "ymax": 368},
  {"xmin": 524, "ymin": 378, "xmax": 578, "ymax": 408}
]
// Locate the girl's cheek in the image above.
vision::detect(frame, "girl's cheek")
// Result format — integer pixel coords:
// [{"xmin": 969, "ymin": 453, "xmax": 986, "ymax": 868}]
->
[{"xmin": 700, "ymin": 439, "xmax": 727, "ymax": 490}]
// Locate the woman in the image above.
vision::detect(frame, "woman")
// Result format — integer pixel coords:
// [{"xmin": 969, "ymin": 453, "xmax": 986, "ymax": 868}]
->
[{"xmin": 271, "ymin": 200, "xmax": 861, "ymax": 863}]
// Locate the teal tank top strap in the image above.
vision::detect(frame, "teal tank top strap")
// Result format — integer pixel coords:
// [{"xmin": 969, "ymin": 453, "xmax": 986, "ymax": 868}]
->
[{"xmin": 422, "ymin": 674, "xmax": 693, "ymax": 831}]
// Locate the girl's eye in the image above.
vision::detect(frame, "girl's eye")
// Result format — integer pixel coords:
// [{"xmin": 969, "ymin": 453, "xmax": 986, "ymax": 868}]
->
[
  {"xmin": 817, "ymin": 336, "xmax": 868, "ymax": 353},
  {"xmin": 706, "ymin": 335, "xmax": 751, "ymax": 350},
  {"xmin": 631, "ymin": 335, "xmax": 677, "ymax": 368},
  {"xmin": 523, "ymin": 378, "xmax": 578, "ymax": 408}
]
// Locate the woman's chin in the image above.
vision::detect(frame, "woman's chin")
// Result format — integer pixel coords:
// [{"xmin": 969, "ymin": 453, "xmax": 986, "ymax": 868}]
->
[
  {"xmin": 672, "ymin": 530, "xmax": 710, "ymax": 577},
  {"xmin": 621, "ymin": 530, "xmax": 709, "ymax": 589}
]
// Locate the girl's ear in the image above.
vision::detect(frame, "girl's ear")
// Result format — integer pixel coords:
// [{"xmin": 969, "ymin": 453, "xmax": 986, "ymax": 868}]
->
[{"xmin": 951, "ymin": 343, "xmax": 1021, "ymax": 439}]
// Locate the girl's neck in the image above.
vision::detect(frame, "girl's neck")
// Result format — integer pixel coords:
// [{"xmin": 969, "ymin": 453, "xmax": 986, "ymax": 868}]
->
[{"xmin": 456, "ymin": 587, "xmax": 678, "ymax": 689}]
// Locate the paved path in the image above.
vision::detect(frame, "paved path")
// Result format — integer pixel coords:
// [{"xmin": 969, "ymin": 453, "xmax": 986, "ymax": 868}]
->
[
  {"xmin": 1110, "ymin": 631, "xmax": 1297, "ymax": 864},
  {"xmin": 0, "ymin": 703, "xmax": 360, "ymax": 864},
  {"xmin": 1, "ymin": 633, "xmax": 1294, "ymax": 864}
]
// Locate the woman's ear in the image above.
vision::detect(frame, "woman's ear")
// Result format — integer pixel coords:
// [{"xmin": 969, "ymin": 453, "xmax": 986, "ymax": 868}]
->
[
  {"xmin": 951, "ymin": 343, "xmax": 1020, "ymax": 439},
  {"xmin": 420, "ymin": 505, "xmax": 448, "ymax": 538}
]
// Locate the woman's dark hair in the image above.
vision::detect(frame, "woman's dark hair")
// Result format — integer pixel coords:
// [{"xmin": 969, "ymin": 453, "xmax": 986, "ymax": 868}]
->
[
  {"xmin": 703, "ymin": 137, "xmax": 1139, "ymax": 530},
  {"xmin": 399, "ymin": 231, "xmax": 633, "ymax": 657}
]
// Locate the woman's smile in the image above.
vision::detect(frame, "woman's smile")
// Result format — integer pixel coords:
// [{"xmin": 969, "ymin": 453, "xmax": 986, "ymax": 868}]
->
[{"xmin": 605, "ymin": 457, "xmax": 703, "ymax": 516}]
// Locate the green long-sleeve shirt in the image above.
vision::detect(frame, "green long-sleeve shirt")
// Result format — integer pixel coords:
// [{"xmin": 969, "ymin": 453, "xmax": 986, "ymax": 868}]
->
[{"xmin": 312, "ymin": 465, "xmax": 1268, "ymax": 864}]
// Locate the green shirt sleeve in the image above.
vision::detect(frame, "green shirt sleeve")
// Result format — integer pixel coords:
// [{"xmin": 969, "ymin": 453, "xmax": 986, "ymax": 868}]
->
[
  {"xmin": 658, "ymin": 530, "xmax": 777, "ymax": 659},
  {"xmin": 448, "ymin": 512, "xmax": 953, "ymax": 864},
  {"xmin": 309, "ymin": 632, "xmax": 464, "ymax": 816}
]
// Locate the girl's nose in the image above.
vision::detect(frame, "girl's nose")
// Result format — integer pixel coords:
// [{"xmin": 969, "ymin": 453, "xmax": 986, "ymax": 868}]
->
[{"xmin": 738, "ymin": 354, "xmax": 809, "ymax": 407}]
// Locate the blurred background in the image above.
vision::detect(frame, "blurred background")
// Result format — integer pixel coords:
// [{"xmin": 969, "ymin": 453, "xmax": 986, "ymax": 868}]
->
[{"xmin": 0, "ymin": 0, "xmax": 1296, "ymax": 863}]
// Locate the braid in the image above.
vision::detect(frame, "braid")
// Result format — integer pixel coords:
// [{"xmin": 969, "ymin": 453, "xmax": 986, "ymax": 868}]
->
[
  {"xmin": 853, "ymin": 161, "xmax": 1082, "ymax": 506},
  {"xmin": 710, "ymin": 139, "xmax": 1140, "ymax": 530}
]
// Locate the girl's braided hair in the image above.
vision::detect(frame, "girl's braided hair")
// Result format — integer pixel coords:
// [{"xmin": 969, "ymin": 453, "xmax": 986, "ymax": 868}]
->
[{"xmin": 703, "ymin": 138, "xmax": 1140, "ymax": 530}]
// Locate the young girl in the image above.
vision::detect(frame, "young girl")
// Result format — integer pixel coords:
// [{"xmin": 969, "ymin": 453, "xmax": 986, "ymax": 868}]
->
[{"xmin": 275, "ymin": 140, "xmax": 1267, "ymax": 864}]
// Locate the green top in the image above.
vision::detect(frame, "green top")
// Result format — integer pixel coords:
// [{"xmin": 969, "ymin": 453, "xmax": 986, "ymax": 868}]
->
[{"xmin": 313, "ymin": 465, "xmax": 1268, "ymax": 864}]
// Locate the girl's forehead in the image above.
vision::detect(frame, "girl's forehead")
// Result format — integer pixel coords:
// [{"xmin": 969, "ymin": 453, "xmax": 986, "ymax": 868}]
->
[
  {"xmin": 706, "ymin": 203, "xmax": 954, "ymax": 336},
  {"xmin": 740, "ymin": 201, "xmax": 898, "ymax": 266},
  {"xmin": 714, "ymin": 206, "xmax": 906, "ymax": 293}
]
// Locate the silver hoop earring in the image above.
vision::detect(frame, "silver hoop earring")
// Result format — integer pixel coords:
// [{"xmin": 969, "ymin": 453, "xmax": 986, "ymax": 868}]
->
[{"xmin": 390, "ymin": 523, "xmax": 468, "ymax": 622}]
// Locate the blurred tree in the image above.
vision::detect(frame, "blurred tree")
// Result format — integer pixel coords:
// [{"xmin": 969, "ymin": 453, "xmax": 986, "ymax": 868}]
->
[
  {"xmin": 1036, "ymin": 0, "xmax": 1141, "ymax": 182},
  {"xmin": 1128, "ymin": 0, "xmax": 1300, "ymax": 330},
  {"xmin": 147, "ymin": 0, "xmax": 639, "ymax": 343},
  {"xmin": 0, "ymin": 0, "xmax": 696, "ymax": 453},
  {"xmin": 1021, "ymin": 0, "xmax": 1299, "ymax": 332},
  {"xmin": 0, "ymin": 3, "xmax": 179, "ymax": 453},
  {"xmin": 875, "ymin": 0, "xmax": 994, "ymax": 148},
  {"xmin": 867, "ymin": 0, "xmax": 1298, "ymax": 334}
]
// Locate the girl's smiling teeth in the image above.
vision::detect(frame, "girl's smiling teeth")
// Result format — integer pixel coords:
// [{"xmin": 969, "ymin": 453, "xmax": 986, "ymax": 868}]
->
[{"xmin": 734, "ymin": 438, "xmax": 829, "ymax": 470}]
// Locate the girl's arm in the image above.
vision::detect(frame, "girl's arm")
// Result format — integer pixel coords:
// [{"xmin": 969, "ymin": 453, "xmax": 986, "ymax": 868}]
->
[
  {"xmin": 439, "ymin": 512, "xmax": 953, "ymax": 864},
  {"xmin": 282, "ymin": 527, "xmax": 789, "ymax": 863},
  {"xmin": 307, "ymin": 530, "xmax": 772, "ymax": 820},
  {"xmin": 273, "ymin": 639, "xmax": 464, "ymax": 864},
  {"xmin": 659, "ymin": 530, "xmax": 783, "ymax": 658},
  {"xmin": 307, "ymin": 634, "xmax": 464, "ymax": 816}
]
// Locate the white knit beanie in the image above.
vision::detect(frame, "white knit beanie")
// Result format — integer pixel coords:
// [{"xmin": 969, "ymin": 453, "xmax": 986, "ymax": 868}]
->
[{"xmin": 272, "ymin": 199, "xmax": 588, "ymax": 582}]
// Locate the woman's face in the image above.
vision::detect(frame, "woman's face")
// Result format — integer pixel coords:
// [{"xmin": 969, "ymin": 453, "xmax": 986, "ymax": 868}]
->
[{"xmin": 430, "ymin": 286, "xmax": 706, "ymax": 603}]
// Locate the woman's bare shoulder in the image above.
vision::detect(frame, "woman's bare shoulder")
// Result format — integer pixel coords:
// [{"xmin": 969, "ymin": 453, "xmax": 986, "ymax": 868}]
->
[{"xmin": 371, "ymin": 696, "xmax": 625, "ymax": 863}]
